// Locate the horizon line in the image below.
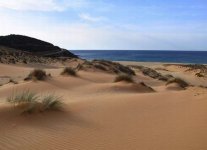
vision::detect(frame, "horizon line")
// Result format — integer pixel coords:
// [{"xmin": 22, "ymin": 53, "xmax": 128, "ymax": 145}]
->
[{"xmin": 71, "ymin": 49, "xmax": 207, "ymax": 51}]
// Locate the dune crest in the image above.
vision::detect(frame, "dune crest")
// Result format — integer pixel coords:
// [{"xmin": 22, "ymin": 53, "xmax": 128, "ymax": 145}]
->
[
  {"xmin": 166, "ymin": 83, "xmax": 185, "ymax": 91},
  {"xmin": 111, "ymin": 82, "xmax": 155, "ymax": 93}
]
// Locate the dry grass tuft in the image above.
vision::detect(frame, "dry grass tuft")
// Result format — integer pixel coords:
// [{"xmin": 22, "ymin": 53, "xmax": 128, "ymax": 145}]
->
[
  {"xmin": 41, "ymin": 95, "xmax": 63, "ymax": 111},
  {"xmin": 7, "ymin": 90, "xmax": 38, "ymax": 105},
  {"xmin": 61, "ymin": 67, "xmax": 77, "ymax": 76},
  {"xmin": 166, "ymin": 77, "xmax": 189, "ymax": 88},
  {"xmin": 114, "ymin": 74, "xmax": 134, "ymax": 83}
]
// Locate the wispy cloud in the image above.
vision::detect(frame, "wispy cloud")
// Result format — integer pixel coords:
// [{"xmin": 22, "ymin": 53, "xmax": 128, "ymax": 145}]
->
[
  {"xmin": 0, "ymin": 0, "xmax": 88, "ymax": 11},
  {"xmin": 1, "ymin": 12, "xmax": 206, "ymax": 50},
  {"xmin": 79, "ymin": 13, "xmax": 106, "ymax": 22},
  {"xmin": 0, "ymin": 0, "xmax": 207, "ymax": 50}
]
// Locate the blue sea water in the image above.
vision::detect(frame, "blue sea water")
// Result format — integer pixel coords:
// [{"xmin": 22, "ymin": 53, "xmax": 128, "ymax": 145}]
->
[{"xmin": 71, "ymin": 50, "xmax": 207, "ymax": 64}]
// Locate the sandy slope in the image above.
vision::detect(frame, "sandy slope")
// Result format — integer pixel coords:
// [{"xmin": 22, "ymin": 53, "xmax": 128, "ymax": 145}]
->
[{"xmin": 0, "ymin": 63, "xmax": 207, "ymax": 150}]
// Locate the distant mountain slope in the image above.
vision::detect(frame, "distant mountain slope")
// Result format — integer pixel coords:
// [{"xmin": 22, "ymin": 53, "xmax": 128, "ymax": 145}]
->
[
  {"xmin": 0, "ymin": 34, "xmax": 78, "ymax": 58},
  {"xmin": 0, "ymin": 45, "xmax": 72, "ymax": 65}
]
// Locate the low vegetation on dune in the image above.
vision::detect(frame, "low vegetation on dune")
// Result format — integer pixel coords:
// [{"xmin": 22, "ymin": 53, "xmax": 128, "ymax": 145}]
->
[
  {"xmin": 9, "ymin": 79, "xmax": 18, "ymax": 84},
  {"xmin": 7, "ymin": 91, "xmax": 38, "ymax": 105},
  {"xmin": 165, "ymin": 64, "xmax": 207, "ymax": 78},
  {"xmin": 61, "ymin": 67, "xmax": 77, "ymax": 76},
  {"xmin": 114, "ymin": 74, "xmax": 134, "ymax": 83},
  {"xmin": 24, "ymin": 69, "xmax": 48, "ymax": 81},
  {"xmin": 128, "ymin": 65, "xmax": 171, "ymax": 81},
  {"xmin": 77, "ymin": 60, "xmax": 136, "ymax": 76},
  {"xmin": 41, "ymin": 95, "xmax": 63, "ymax": 111},
  {"xmin": 199, "ymin": 85, "xmax": 207, "ymax": 89},
  {"xmin": 139, "ymin": 82, "xmax": 155, "ymax": 92},
  {"xmin": 0, "ymin": 78, "xmax": 18, "ymax": 87},
  {"xmin": 166, "ymin": 77, "xmax": 189, "ymax": 88},
  {"xmin": 7, "ymin": 91, "xmax": 63, "ymax": 114},
  {"xmin": 195, "ymin": 72, "xmax": 205, "ymax": 77},
  {"xmin": 182, "ymin": 64, "xmax": 207, "ymax": 72}
]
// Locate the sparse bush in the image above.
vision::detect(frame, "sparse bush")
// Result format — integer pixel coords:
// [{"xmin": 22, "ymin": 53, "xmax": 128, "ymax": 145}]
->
[
  {"xmin": 114, "ymin": 74, "xmax": 134, "ymax": 83},
  {"xmin": 61, "ymin": 67, "xmax": 77, "ymax": 76},
  {"xmin": 7, "ymin": 91, "xmax": 63, "ymax": 114},
  {"xmin": 24, "ymin": 69, "xmax": 47, "ymax": 81},
  {"xmin": 166, "ymin": 77, "xmax": 189, "ymax": 88}
]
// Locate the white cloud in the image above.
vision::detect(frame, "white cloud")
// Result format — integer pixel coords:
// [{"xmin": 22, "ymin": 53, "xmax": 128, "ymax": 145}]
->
[
  {"xmin": 0, "ymin": 0, "xmax": 88, "ymax": 11},
  {"xmin": 79, "ymin": 13, "xmax": 106, "ymax": 22}
]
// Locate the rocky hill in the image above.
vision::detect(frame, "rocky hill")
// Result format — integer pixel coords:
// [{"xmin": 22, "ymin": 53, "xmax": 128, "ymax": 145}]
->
[
  {"xmin": 0, "ymin": 34, "xmax": 136, "ymax": 76},
  {"xmin": 0, "ymin": 34, "xmax": 78, "ymax": 58}
]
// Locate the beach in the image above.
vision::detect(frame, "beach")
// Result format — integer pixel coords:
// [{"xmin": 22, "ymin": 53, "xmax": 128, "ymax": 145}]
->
[
  {"xmin": 0, "ymin": 60, "xmax": 207, "ymax": 150},
  {"xmin": 1, "ymin": 0, "xmax": 207, "ymax": 149}
]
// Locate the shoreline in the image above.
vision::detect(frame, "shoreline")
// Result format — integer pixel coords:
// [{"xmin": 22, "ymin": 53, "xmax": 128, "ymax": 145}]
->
[
  {"xmin": 81, "ymin": 59, "xmax": 207, "ymax": 65},
  {"xmin": 116, "ymin": 61, "xmax": 207, "ymax": 67},
  {"xmin": 72, "ymin": 50, "xmax": 207, "ymax": 65}
]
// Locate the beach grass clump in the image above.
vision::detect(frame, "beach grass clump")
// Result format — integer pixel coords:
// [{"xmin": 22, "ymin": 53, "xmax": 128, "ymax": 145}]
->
[
  {"xmin": 7, "ymin": 90, "xmax": 38, "ymax": 105},
  {"xmin": 7, "ymin": 91, "xmax": 39, "ymax": 113},
  {"xmin": 61, "ymin": 67, "xmax": 77, "ymax": 76},
  {"xmin": 166, "ymin": 77, "xmax": 189, "ymax": 88},
  {"xmin": 41, "ymin": 95, "xmax": 63, "ymax": 111},
  {"xmin": 24, "ymin": 69, "xmax": 47, "ymax": 81},
  {"xmin": 114, "ymin": 74, "xmax": 134, "ymax": 83},
  {"xmin": 7, "ymin": 91, "xmax": 63, "ymax": 114}
]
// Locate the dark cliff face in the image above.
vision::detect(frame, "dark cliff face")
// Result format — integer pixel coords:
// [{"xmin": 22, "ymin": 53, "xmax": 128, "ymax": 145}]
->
[{"xmin": 0, "ymin": 34, "xmax": 78, "ymax": 58}]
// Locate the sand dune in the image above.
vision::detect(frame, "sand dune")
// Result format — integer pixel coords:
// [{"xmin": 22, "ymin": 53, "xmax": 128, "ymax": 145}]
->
[
  {"xmin": 166, "ymin": 83, "xmax": 185, "ymax": 91},
  {"xmin": 0, "ymin": 62, "xmax": 207, "ymax": 150},
  {"xmin": 109, "ymin": 82, "xmax": 155, "ymax": 93}
]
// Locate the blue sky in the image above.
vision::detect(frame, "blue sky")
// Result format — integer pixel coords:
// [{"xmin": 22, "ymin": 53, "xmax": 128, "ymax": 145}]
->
[{"xmin": 0, "ymin": 0, "xmax": 207, "ymax": 50}]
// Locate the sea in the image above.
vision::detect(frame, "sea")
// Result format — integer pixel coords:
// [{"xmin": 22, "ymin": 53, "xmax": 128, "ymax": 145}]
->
[{"xmin": 71, "ymin": 50, "xmax": 207, "ymax": 64}]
